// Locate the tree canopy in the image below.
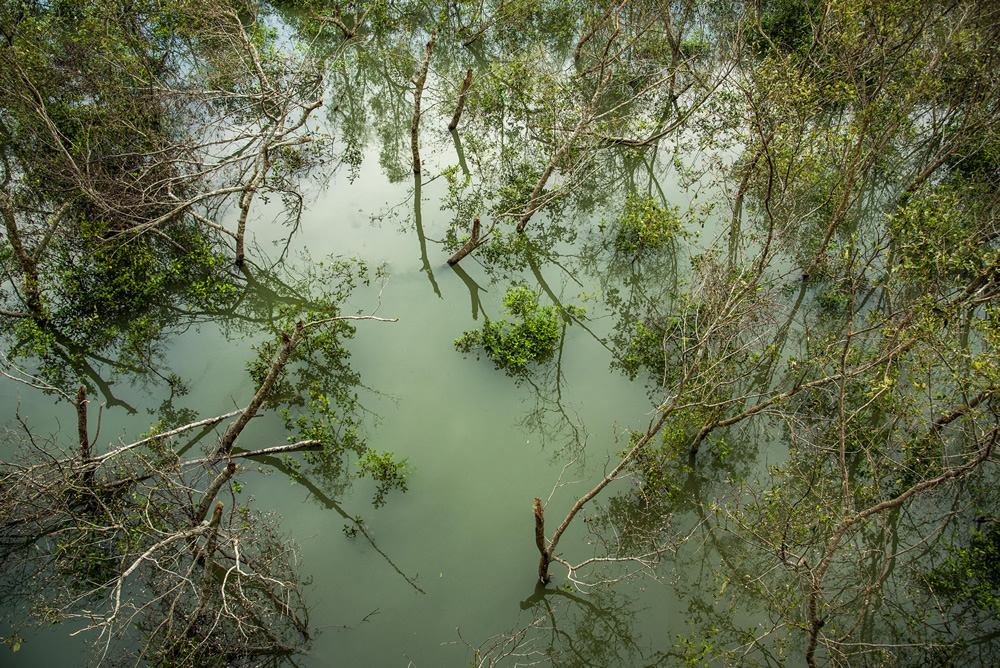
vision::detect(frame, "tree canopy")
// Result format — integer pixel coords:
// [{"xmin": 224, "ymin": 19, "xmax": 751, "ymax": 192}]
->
[{"xmin": 2, "ymin": 0, "xmax": 1000, "ymax": 665}]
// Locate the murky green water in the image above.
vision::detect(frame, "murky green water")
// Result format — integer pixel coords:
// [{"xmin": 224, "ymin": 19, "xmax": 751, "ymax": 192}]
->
[
  {"xmin": 7, "ymin": 2, "xmax": 1000, "ymax": 665},
  {"xmin": 234, "ymin": 146, "xmax": 715, "ymax": 665},
  {"xmin": 1, "ymin": 110, "xmax": 726, "ymax": 665}
]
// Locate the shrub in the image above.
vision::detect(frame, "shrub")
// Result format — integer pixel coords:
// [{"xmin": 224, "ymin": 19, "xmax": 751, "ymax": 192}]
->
[
  {"xmin": 455, "ymin": 286, "xmax": 561, "ymax": 370},
  {"xmin": 614, "ymin": 194, "xmax": 682, "ymax": 258}
]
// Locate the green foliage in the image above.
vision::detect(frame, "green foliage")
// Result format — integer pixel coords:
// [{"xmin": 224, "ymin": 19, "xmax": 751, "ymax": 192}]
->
[
  {"xmin": 356, "ymin": 450, "xmax": 408, "ymax": 509},
  {"xmin": 282, "ymin": 381, "xmax": 407, "ymax": 509},
  {"xmin": 679, "ymin": 31, "xmax": 711, "ymax": 60},
  {"xmin": 53, "ymin": 225, "xmax": 235, "ymax": 330},
  {"xmin": 629, "ymin": 422, "xmax": 691, "ymax": 503},
  {"xmin": 614, "ymin": 194, "xmax": 684, "ymax": 258},
  {"xmin": 750, "ymin": 0, "xmax": 823, "ymax": 55},
  {"xmin": 342, "ymin": 514, "xmax": 364, "ymax": 537},
  {"xmin": 888, "ymin": 187, "xmax": 985, "ymax": 287},
  {"xmin": 455, "ymin": 286, "xmax": 561, "ymax": 370},
  {"xmin": 2, "ymin": 221, "xmax": 238, "ymax": 388},
  {"xmin": 925, "ymin": 524, "xmax": 1000, "ymax": 614},
  {"xmin": 949, "ymin": 135, "xmax": 1000, "ymax": 187},
  {"xmin": 472, "ymin": 229, "xmax": 535, "ymax": 270},
  {"xmin": 440, "ymin": 164, "xmax": 484, "ymax": 239},
  {"xmin": 491, "ymin": 163, "xmax": 546, "ymax": 220},
  {"xmin": 619, "ymin": 320, "xmax": 666, "ymax": 380},
  {"xmin": 282, "ymin": 382, "xmax": 363, "ymax": 455},
  {"xmin": 246, "ymin": 257, "xmax": 365, "ymax": 406},
  {"xmin": 239, "ymin": 259, "xmax": 409, "ymax": 509}
]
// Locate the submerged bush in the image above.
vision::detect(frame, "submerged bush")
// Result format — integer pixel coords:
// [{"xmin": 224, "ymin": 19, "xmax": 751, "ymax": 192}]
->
[
  {"xmin": 455, "ymin": 286, "xmax": 561, "ymax": 370},
  {"xmin": 614, "ymin": 194, "xmax": 683, "ymax": 258}
]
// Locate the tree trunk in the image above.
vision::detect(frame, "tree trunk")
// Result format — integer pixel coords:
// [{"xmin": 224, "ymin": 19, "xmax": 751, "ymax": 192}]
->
[
  {"xmin": 196, "ymin": 462, "xmax": 237, "ymax": 524},
  {"xmin": 216, "ymin": 322, "xmax": 303, "ymax": 456},
  {"xmin": 76, "ymin": 386, "xmax": 90, "ymax": 459},
  {"xmin": 446, "ymin": 217, "xmax": 481, "ymax": 265},
  {"xmin": 516, "ymin": 77, "xmax": 607, "ymax": 233},
  {"xmin": 234, "ymin": 145, "xmax": 271, "ymax": 268},
  {"xmin": 448, "ymin": 69, "xmax": 474, "ymax": 131},
  {"xmin": 534, "ymin": 498, "xmax": 552, "ymax": 584},
  {"xmin": 75, "ymin": 385, "xmax": 95, "ymax": 484},
  {"xmin": 0, "ymin": 193, "xmax": 44, "ymax": 318},
  {"xmin": 411, "ymin": 32, "xmax": 437, "ymax": 175},
  {"xmin": 201, "ymin": 502, "xmax": 223, "ymax": 582},
  {"xmin": 515, "ymin": 141, "xmax": 571, "ymax": 233}
]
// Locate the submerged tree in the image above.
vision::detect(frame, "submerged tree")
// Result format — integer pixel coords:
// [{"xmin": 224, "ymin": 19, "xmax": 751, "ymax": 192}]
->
[
  {"xmin": 519, "ymin": 2, "xmax": 1000, "ymax": 665},
  {"xmin": 455, "ymin": 285, "xmax": 565, "ymax": 371},
  {"xmin": 0, "ymin": 257, "xmax": 400, "ymax": 662},
  {"xmin": 0, "ymin": 3, "xmax": 416, "ymax": 660},
  {"xmin": 0, "ymin": 377, "xmax": 313, "ymax": 664},
  {"xmin": 0, "ymin": 0, "xmax": 326, "ymax": 328}
]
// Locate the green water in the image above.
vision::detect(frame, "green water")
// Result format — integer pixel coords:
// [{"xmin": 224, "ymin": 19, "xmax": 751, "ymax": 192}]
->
[
  {"xmin": 234, "ymin": 154, "xmax": 705, "ymax": 666},
  {"xmin": 1, "ymin": 124, "xmax": 719, "ymax": 665},
  {"xmin": 11, "ymin": 4, "xmax": 997, "ymax": 664}
]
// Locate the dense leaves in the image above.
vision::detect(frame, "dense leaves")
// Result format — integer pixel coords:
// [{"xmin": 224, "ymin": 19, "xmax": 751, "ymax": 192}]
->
[
  {"xmin": 455, "ymin": 285, "xmax": 562, "ymax": 371},
  {"xmin": 2, "ymin": 0, "xmax": 1000, "ymax": 665}
]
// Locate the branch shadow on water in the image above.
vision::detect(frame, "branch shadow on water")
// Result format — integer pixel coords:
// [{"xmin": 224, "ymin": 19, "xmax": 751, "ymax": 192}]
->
[
  {"xmin": 413, "ymin": 173, "xmax": 442, "ymax": 299},
  {"xmin": 247, "ymin": 452, "xmax": 426, "ymax": 595}
]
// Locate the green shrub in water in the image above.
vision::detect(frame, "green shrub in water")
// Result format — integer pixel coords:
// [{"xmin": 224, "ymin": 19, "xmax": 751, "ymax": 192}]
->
[
  {"xmin": 614, "ymin": 193, "xmax": 682, "ymax": 258},
  {"xmin": 455, "ymin": 286, "xmax": 560, "ymax": 370}
]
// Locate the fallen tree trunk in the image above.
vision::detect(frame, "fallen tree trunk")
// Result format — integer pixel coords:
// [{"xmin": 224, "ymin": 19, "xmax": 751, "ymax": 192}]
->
[{"xmin": 447, "ymin": 217, "xmax": 481, "ymax": 266}]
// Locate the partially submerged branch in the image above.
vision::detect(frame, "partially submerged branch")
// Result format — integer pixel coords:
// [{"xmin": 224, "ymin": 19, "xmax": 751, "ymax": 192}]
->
[
  {"xmin": 217, "ymin": 322, "xmax": 305, "ymax": 456},
  {"xmin": 534, "ymin": 412, "xmax": 669, "ymax": 584},
  {"xmin": 447, "ymin": 217, "xmax": 482, "ymax": 266}
]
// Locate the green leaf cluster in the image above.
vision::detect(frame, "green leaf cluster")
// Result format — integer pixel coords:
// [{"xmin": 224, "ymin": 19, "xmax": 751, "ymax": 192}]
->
[
  {"xmin": 614, "ymin": 194, "xmax": 683, "ymax": 258},
  {"xmin": 888, "ymin": 187, "xmax": 985, "ymax": 287},
  {"xmin": 356, "ymin": 450, "xmax": 408, "ymax": 509},
  {"xmin": 925, "ymin": 525, "xmax": 1000, "ymax": 614},
  {"xmin": 455, "ymin": 286, "xmax": 561, "ymax": 370}
]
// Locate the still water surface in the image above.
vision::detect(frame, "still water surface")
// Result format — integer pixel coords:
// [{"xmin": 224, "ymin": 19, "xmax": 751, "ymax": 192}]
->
[{"xmin": 0, "ymin": 120, "xmax": 737, "ymax": 666}]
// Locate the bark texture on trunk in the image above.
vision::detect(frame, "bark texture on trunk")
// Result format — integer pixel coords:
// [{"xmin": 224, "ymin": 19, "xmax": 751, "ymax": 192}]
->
[
  {"xmin": 76, "ymin": 385, "xmax": 90, "ymax": 459},
  {"xmin": 411, "ymin": 32, "xmax": 437, "ymax": 174},
  {"xmin": 534, "ymin": 497, "xmax": 552, "ymax": 584},
  {"xmin": 448, "ymin": 69, "xmax": 474, "ymax": 131},
  {"xmin": 196, "ymin": 462, "xmax": 238, "ymax": 525},
  {"xmin": 446, "ymin": 217, "xmax": 481, "ymax": 266}
]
